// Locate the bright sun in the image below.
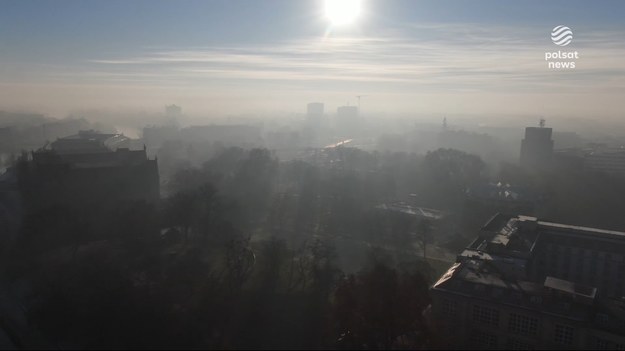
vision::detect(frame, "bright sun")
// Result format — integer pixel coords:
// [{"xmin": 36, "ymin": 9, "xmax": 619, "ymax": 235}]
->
[{"xmin": 325, "ymin": 0, "xmax": 361, "ymax": 26}]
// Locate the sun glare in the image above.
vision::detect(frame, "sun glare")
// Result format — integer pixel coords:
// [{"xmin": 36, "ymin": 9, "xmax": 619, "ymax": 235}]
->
[{"xmin": 325, "ymin": 0, "xmax": 361, "ymax": 26}]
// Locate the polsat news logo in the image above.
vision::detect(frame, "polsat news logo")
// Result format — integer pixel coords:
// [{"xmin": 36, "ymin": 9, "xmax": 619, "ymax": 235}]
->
[{"xmin": 545, "ymin": 25, "xmax": 578, "ymax": 69}]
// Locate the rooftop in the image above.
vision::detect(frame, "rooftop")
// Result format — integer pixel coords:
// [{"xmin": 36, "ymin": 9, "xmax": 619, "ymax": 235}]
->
[
  {"xmin": 433, "ymin": 259, "xmax": 594, "ymax": 321},
  {"xmin": 50, "ymin": 130, "xmax": 131, "ymax": 155},
  {"xmin": 544, "ymin": 276, "xmax": 597, "ymax": 301},
  {"xmin": 32, "ymin": 148, "xmax": 153, "ymax": 169},
  {"xmin": 537, "ymin": 219, "xmax": 625, "ymax": 241},
  {"xmin": 432, "ymin": 213, "xmax": 625, "ymax": 329}
]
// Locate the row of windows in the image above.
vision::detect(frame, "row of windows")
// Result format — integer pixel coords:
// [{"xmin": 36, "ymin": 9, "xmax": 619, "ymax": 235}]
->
[
  {"xmin": 467, "ymin": 326, "xmax": 577, "ymax": 350},
  {"xmin": 442, "ymin": 299, "xmax": 457, "ymax": 317},
  {"xmin": 594, "ymin": 337, "xmax": 625, "ymax": 350},
  {"xmin": 470, "ymin": 333, "xmax": 538, "ymax": 350},
  {"xmin": 472, "ymin": 305, "xmax": 500, "ymax": 326},
  {"xmin": 470, "ymin": 330, "xmax": 497, "ymax": 349},
  {"xmin": 509, "ymin": 313, "xmax": 538, "ymax": 336},
  {"xmin": 443, "ymin": 299, "xmax": 610, "ymax": 347},
  {"xmin": 543, "ymin": 242, "xmax": 625, "ymax": 258},
  {"xmin": 461, "ymin": 302, "xmax": 576, "ymax": 346},
  {"xmin": 554, "ymin": 324, "xmax": 574, "ymax": 345},
  {"xmin": 508, "ymin": 337, "xmax": 534, "ymax": 350}
]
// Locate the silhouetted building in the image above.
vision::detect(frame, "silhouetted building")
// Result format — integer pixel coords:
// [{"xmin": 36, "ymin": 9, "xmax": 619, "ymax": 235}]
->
[
  {"xmin": 307, "ymin": 102, "xmax": 324, "ymax": 118},
  {"xmin": 520, "ymin": 126, "xmax": 554, "ymax": 170},
  {"xmin": 553, "ymin": 148, "xmax": 586, "ymax": 171},
  {"xmin": 303, "ymin": 103, "xmax": 325, "ymax": 148},
  {"xmin": 18, "ymin": 132, "xmax": 159, "ymax": 211},
  {"xmin": 430, "ymin": 214, "xmax": 625, "ymax": 349},
  {"xmin": 165, "ymin": 104, "xmax": 182, "ymax": 117},
  {"xmin": 553, "ymin": 131, "xmax": 584, "ymax": 150},
  {"xmin": 554, "ymin": 147, "xmax": 625, "ymax": 176},
  {"xmin": 438, "ymin": 130, "xmax": 499, "ymax": 161},
  {"xmin": 584, "ymin": 148, "xmax": 625, "ymax": 175},
  {"xmin": 0, "ymin": 166, "xmax": 20, "ymax": 244},
  {"xmin": 335, "ymin": 105, "xmax": 360, "ymax": 137}
]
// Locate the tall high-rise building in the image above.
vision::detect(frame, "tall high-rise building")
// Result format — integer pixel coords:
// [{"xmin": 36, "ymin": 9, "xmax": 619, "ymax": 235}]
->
[
  {"xmin": 520, "ymin": 125, "xmax": 554, "ymax": 170},
  {"xmin": 337, "ymin": 105, "xmax": 358, "ymax": 118},
  {"xmin": 335, "ymin": 105, "xmax": 360, "ymax": 137},
  {"xmin": 165, "ymin": 105, "xmax": 182, "ymax": 128},
  {"xmin": 304, "ymin": 103, "xmax": 325, "ymax": 148},
  {"xmin": 306, "ymin": 102, "xmax": 324, "ymax": 118}
]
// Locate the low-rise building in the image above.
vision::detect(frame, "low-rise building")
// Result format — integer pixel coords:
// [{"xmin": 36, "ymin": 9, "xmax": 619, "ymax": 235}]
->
[
  {"xmin": 584, "ymin": 148, "xmax": 625, "ymax": 176},
  {"xmin": 17, "ymin": 131, "xmax": 159, "ymax": 211}
]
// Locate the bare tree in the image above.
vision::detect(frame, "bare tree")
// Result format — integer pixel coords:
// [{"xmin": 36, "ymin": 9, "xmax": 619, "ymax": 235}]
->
[
  {"xmin": 223, "ymin": 235, "xmax": 255, "ymax": 293},
  {"xmin": 417, "ymin": 219, "xmax": 432, "ymax": 259}
]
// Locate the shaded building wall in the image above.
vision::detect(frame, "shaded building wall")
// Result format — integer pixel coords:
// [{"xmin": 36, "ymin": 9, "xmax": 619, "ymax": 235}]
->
[
  {"xmin": 431, "ymin": 288, "xmax": 625, "ymax": 350},
  {"xmin": 520, "ymin": 127, "xmax": 554, "ymax": 170},
  {"xmin": 17, "ymin": 150, "xmax": 159, "ymax": 213}
]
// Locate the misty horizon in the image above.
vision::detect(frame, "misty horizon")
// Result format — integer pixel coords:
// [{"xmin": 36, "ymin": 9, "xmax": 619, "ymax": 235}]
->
[
  {"xmin": 1, "ymin": 1, "xmax": 625, "ymax": 118},
  {"xmin": 2, "ymin": 1, "xmax": 625, "ymax": 350}
]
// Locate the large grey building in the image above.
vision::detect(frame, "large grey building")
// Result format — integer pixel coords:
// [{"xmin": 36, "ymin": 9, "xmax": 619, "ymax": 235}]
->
[
  {"xmin": 17, "ymin": 131, "xmax": 159, "ymax": 211},
  {"xmin": 430, "ymin": 214, "xmax": 625, "ymax": 349},
  {"xmin": 306, "ymin": 102, "xmax": 324, "ymax": 118},
  {"xmin": 335, "ymin": 105, "xmax": 360, "ymax": 137},
  {"xmin": 584, "ymin": 148, "xmax": 625, "ymax": 176}
]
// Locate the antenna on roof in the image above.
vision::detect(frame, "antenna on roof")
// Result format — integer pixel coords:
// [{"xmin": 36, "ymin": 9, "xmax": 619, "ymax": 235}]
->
[
  {"xmin": 356, "ymin": 95, "xmax": 367, "ymax": 112},
  {"xmin": 539, "ymin": 118, "xmax": 546, "ymax": 128}
]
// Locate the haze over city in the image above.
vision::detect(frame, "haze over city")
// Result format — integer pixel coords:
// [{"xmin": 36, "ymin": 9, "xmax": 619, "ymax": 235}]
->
[
  {"xmin": 2, "ymin": 0, "xmax": 625, "ymax": 119},
  {"xmin": 2, "ymin": 1, "xmax": 625, "ymax": 350}
]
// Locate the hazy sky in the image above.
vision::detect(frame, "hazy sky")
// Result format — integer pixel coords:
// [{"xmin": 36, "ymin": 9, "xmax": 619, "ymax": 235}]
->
[{"xmin": 1, "ymin": 0, "xmax": 625, "ymax": 118}]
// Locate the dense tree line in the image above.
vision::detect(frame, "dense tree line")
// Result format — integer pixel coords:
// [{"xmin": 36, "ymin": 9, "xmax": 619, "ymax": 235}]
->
[
  {"xmin": 6, "ymin": 144, "xmax": 624, "ymax": 348},
  {"xmin": 4, "ymin": 147, "xmax": 457, "ymax": 349}
]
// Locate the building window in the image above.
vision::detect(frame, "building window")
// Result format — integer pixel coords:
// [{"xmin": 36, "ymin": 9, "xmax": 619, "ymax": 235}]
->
[
  {"xmin": 596, "ymin": 313, "xmax": 609, "ymax": 326},
  {"xmin": 530, "ymin": 296, "xmax": 542, "ymax": 304},
  {"xmin": 471, "ymin": 330, "xmax": 497, "ymax": 349},
  {"xmin": 593, "ymin": 337, "xmax": 625, "ymax": 350},
  {"xmin": 509, "ymin": 313, "xmax": 538, "ymax": 336},
  {"xmin": 594, "ymin": 337, "xmax": 610, "ymax": 350},
  {"xmin": 442, "ymin": 299, "xmax": 457, "ymax": 317},
  {"xmin": 472, "ymin": 305, "xmax": 500, "ymax": 327},
  {"xmin": 554, "ymin": 324, "xmax": 574, "ymax": 345},
  {"xmin": 508, "ymin": 337, "xmax": 534, "ymax": 350}
]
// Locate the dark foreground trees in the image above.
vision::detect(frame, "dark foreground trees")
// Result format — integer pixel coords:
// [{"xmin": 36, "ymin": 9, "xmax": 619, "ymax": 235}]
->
[
  {"xmin": 333, "ymin": 258, "xmax": 431, "ymax": 349},
  {"xmin": 3, "ymin": 147, "xmax": 456, "ymax": 349}
]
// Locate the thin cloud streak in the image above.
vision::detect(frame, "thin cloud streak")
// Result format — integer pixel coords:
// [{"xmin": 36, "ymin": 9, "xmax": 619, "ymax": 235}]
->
[
  {"xmin": 3, "ymin": 22, "xmax": 625, "ymax": 116},
  {"xmin": 79, "ymin": 23, "xmax": 625, "ymax": 94}
]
